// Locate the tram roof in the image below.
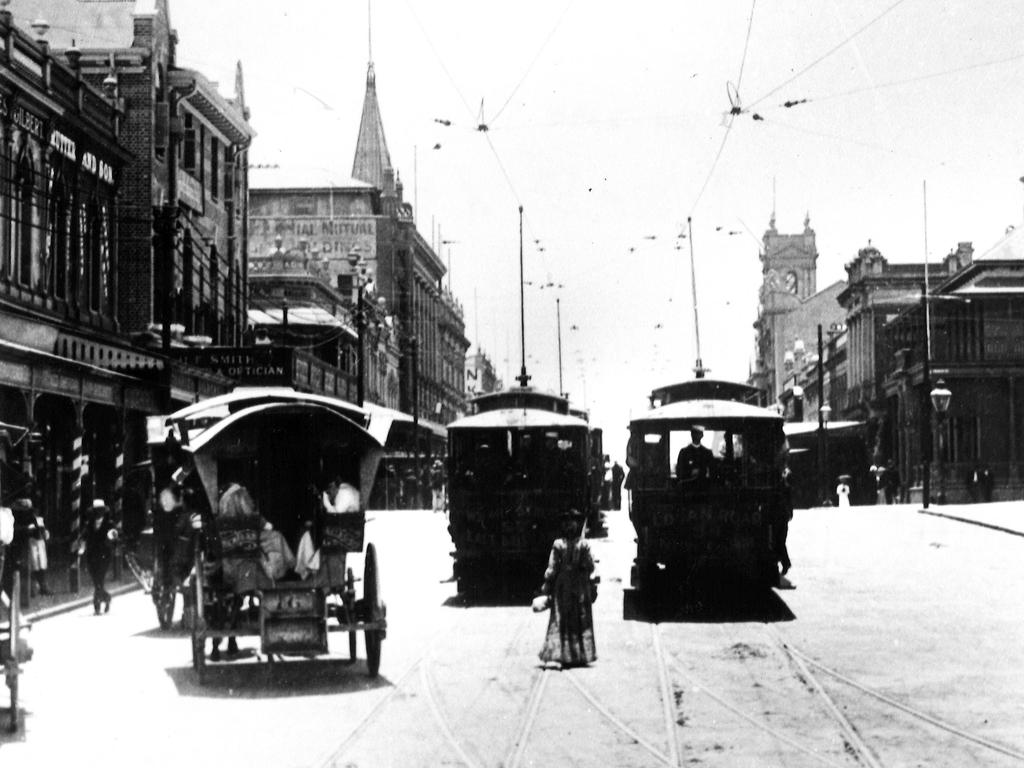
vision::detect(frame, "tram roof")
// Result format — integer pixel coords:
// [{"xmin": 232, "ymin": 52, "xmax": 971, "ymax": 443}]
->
[
  {"xmin": 632, "ymin": 398, "xmax": 783, "ymax": 426},
  {"xmin": 650, "ymin": 378, "xmax": 764, "ymax": 406},
  {"xmin": 448, "ymin": 408, "xmax": 590, "ymax": 430},
  {"xmin": 469, "ymin": 387, "xmax": 570, "ymax": 415}
]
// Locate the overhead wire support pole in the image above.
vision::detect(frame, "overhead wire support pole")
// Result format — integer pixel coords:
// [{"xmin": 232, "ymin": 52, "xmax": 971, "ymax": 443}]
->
[
  {"xmin": 556, "ymin": 296, "xmax": 564, "ymax": 396},
  {"xmin": 687, "ymin": 217, "xmax": 705, "ymax": 378},
  {"xmin": 516, "ymin": 205, "xmax": 530, "ymax": 387}
]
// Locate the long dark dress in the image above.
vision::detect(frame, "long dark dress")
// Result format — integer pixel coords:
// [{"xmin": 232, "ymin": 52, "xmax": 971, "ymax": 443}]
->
[{"xmin": 539, "ymin": 536, "xmax": 597, "ymax": 667}]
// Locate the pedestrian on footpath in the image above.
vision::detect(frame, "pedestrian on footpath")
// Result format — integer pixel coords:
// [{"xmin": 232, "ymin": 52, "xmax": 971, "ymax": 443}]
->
[
  {"xmin": 430, "ymin": 459, "xmax": 445, "ymax": 513},
  {"xmin": 2, "ymin": 498, "xmax": 39, "ymax": 609},
  {"xmin": 835, "ymin": 477, "xmax": 851, "ymax": 508},
  {"xmin": 26, "ymin": 499, "xmax": 53, "ymax": 596},
  {"xmin": 610, "ymin": 461, "xmax": 625, "ymax": 510},
  {"xmin": 535, "ymin": 508, "xmax": 597, "ymax": 669},
  {"xmin": 78, "ymin": 499, "xmax": 118, "ymax": 615}
]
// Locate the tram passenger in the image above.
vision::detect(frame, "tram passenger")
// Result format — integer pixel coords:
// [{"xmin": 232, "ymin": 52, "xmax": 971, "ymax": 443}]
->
[{"xmin": 675, "ymin": 425, "xmax": 714, "ymax": 487}]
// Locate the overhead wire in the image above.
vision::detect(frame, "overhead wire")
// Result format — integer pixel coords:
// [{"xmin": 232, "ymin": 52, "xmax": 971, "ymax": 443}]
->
[
  {"xmin": 490, "ymin": 0, "xmax": 576, "ymax": 126},
  {"xmin": 687, "ymin": 0, "xmax": 757, "ymax": 217},
  {"xmin": 747, "ymin": 0, "xmax": 911, "ymax": 110},
  {"xmin": 759, "ymin": 48, "xmax": 1024, "ymax": 112}
]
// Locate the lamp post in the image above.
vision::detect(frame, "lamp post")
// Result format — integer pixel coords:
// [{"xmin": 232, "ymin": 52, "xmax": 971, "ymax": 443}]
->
[
  {"xmin": 930, "ymin": 379, "xmax": 952, "ymax": 504},
  {"xmin": 819, "ymin": 404, "xmax": 832, "ymax": 505},
  {"xmin": 347, "ymin": 250, "xmax": 366, "ymax": 406}
]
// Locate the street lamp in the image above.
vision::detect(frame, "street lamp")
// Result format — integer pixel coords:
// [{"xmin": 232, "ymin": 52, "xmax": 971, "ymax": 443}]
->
[
  {"xmin": 930, "ymin": 379, "xmax": 952, "ymax": 504},
  {"xmin": 347, "ymin": 250, "xmax": 366, "ymax": 406},
  {"xmin": 819, "ymin": 404, "xmax": 832, "ymax": 505}
]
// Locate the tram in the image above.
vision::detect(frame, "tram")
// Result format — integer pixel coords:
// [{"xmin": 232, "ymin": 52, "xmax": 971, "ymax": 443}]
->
[
  {"xmin": 152, "ymin": 388, "xmax": 387, "ymax": 681},
  {"xmin": 447, "ymin": 387, "xmax": 595, "ymax": 593},
  {"xmin": 626, "ymin": 378, "xmax": 788, "ymax": 595}
]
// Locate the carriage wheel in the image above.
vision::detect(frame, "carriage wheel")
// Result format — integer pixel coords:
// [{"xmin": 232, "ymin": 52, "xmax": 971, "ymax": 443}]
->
[
  {"xmin": 7, "ymin": 670, "xmax": 18, "ymax": 733},
  {"xmin": 363, "ymin": 544, "xmax": 384, "ymax": 677},
  {"xmin": 192, "ymin": 633, "xmax": 206, "ymax": 683},
  {"xmin": 346, "ymin": 567, "xmax": 357, "ymax": 661},
  {"xmin": 365, "ymin": 629, "xmax": 382, "ymax": 677},
  {"xmin": 157, "ymin": 587, "xmax": 176, "ymax": 630}
]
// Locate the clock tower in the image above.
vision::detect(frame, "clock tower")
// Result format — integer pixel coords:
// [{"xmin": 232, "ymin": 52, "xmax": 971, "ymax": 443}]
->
[
  {"xmin": 760, "ymin": 211, "xmax": 818, "ymax": 301},
  {"xmin": 750, "ymin": 211, "xmax": 822, "ymax": 402}
]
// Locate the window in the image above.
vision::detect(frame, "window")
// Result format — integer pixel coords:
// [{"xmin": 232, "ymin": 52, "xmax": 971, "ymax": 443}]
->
[
  {"xmin": 16, "ymin": 157, "xmax": 34, "ymax": 287},
  {"xmin": 88, "ymin": 201, "xmax": 101, "ymax": 311},
  {"xmin": 182, "ymin": 114, "xmax": 196, "ymax": 172},
  {"xmin": 210, "ymin": 138, "xmax": 219, "ymax": 201}
]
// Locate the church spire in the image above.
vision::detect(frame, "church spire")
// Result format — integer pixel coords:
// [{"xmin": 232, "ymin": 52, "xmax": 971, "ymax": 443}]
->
[{"xmin": 351, "ymin": 0, "xmax": 394, "ymax": 194}]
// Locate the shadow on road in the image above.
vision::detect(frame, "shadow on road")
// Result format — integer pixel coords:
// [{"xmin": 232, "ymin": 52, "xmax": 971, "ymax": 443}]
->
[
  {"xmin": 622, "ymin": 587, "xmax": 796, "ymax": 624},
  {"xmin": 165, "ymin": 658, "xmax": 393, "ymax": 699},
  {"xmin": 442, "ymin": 589, "xmax": 534, "ymax": 609},
  {"xmin": 133, "ymin": 625, "xmax": 191, "ymax": 639}
]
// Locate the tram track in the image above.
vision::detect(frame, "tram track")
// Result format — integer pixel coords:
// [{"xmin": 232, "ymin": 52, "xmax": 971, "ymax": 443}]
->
[{"xmin": 767, "ymin": 625, "xmax": 1024, "ymax": 764}]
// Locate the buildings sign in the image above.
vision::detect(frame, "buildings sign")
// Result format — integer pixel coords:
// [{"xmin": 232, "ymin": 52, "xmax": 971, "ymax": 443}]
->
[
  {"xmin": 50, "ymin": 128, "xmax": 76, "ymax": 161},
  {"xmin": 80, "ymin": 151, "xmax": 115, "ymax": 184},
  {"xmin": 12, "ymin": 106, "xmax": 44, "ymax": 138},
  {"xmin": 175, "ymin": 347, "xmax": 292, "ymax": 384},
  {"xmin": 249, "ymin": 216, "xmax": 377, "ymax": 261}
]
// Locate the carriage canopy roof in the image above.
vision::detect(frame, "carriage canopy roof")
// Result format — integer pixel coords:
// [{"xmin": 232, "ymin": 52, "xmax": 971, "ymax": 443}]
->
[
  {"xmin": 166, "ymin": 387, "xmax": 366, "ymax": 427},
  {"xmin": 183, "ymin": 402, "xmax": 383, "ymax": 512}
]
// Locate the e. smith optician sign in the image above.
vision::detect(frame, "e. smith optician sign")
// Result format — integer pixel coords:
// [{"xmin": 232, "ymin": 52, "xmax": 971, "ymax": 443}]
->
[{"xmin": 175, "ymin": 347, "xmax": 292, "ymax": 385}]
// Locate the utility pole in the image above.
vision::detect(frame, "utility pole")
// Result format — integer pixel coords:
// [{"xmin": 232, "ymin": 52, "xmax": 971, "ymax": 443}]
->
[
  {"xmin": 817, "ymin": 324, "xmax": 826, "ymax": 505},
  {"xmin": 556, "ymin": 296, "xmax": 564, "ymax": 397},
  {"xmin": 516, "ymin": 205, "xmax": 530, "ymax": 387},
  {"xmin": 921, "ymin": 286, "xmax": 932, "ymax": 510},
  {"xmin": 411, "ymin": 336, "xmax": 421, "ymax": 507}
]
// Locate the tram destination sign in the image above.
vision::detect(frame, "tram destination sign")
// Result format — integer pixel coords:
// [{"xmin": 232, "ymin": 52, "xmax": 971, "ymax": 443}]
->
[{"xmin": 174, "ymin": 347, "xmax": 292, "ymax": 385}]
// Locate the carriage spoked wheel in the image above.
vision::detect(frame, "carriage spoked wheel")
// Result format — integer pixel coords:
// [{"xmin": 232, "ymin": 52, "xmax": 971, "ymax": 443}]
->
[
  {"xmin": 6, "ymin": 665, "xmax": 18, "ymax": 733},
  {"xmin": 345, "ymin": 567, "xmax": 357, "ymax": 661},
  {"xmin": 363, "ymin": 543, "xmax": 385, "ymax": 677}
]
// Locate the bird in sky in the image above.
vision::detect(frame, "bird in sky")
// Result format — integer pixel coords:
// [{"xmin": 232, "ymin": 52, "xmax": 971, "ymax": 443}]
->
[
  {"xmin": 433, "ymin": 143, "xmax": 442, "ymax": 150},
  {"xmin": 434, "ymin": 118, "xmax": 452, "ymax": 126},
  {"xmin": 643, "ymin": 235, "xmax": 657, "ymax": 240}
]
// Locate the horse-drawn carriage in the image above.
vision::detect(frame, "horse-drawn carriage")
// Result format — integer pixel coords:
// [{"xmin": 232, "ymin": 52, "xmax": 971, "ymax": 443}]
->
[{"xmin": 154, "ymin": 389, "xmax": 387, "ymax": 682}]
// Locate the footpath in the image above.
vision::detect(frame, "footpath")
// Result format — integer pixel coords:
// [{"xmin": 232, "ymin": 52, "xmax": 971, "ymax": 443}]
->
[
  {"xmin": 917, "ymin": 499, "xmax": 1024, "ymax": 537},
  {"xmin": 6, "ymin": 554, "xmax": 141, "ymax": 624}
]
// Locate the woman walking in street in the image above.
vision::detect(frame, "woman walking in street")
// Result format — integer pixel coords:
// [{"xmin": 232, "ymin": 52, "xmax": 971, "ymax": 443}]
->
[
  {"xmin": 81, "ymin": 499, "xmax": 118, "ymax": 614},
  {"xmin": 536, "ymin": 508, "xmax": 597, "ymax": 668}
]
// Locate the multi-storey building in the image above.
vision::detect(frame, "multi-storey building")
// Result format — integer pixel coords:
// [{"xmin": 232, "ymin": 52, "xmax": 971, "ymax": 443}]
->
[
  {"xmin": 882, "ymin": 229, "xmax": 1024, "ymax": 501},
  {"xmin": 749, "ymin": 213, "xmax": 847, "ymax": 404},
  {"xmin": 0, "ymin": 7, "xmax": 132, "ymax": 547},
  {"xmin": 248, "ymin": 59, "xmax": 471, "ymax": 430}
]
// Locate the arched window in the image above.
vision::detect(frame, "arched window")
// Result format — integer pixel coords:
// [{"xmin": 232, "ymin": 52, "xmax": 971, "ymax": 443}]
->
[
  {"xmin": 88, "ymin": 200, "xmax": 101, "ymax": 311},
  {"xmin": 15, "ymin": 153, "xmax": 35, "ymax": 287},
  {"xmin": 48, "ymin": 166, "xmax": 69, "ymax": 300}
]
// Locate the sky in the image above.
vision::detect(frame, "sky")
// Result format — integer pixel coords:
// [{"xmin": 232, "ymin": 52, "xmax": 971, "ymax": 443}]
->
[{"xmin": 168, "ymin": 0, "xmax": 1024, "ymax": 458}]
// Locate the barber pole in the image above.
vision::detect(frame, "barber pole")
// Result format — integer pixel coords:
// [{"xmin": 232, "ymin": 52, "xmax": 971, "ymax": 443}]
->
[
  {"xmin": 69, "ymin": 434, "xmax": 83, "ymax": 593},
  {"xmin": 112, "ymin": 445, "xmax": 124, "ymax": 578}
]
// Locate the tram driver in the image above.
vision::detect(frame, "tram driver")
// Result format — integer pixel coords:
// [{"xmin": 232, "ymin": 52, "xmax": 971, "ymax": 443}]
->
[{"xmin": 675, "ymin": 425, "xmax": 715, "ymax": 487}]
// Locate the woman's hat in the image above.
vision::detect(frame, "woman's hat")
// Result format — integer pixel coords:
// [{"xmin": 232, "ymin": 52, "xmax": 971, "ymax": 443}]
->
[{"xmin": 91, "ymin": 498, "xmax": 109, "ymax": 513}]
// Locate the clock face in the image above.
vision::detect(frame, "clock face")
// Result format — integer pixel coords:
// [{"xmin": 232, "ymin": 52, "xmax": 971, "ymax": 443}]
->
[{"xmin": 784, "ymin": 271, "xmax": 799, "ymax": 293}]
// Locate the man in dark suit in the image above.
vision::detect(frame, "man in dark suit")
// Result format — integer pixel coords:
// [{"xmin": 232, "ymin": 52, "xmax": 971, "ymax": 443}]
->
[{"xmin": 675, "ymin": 426, "xmax": 714, "ymax": 485}]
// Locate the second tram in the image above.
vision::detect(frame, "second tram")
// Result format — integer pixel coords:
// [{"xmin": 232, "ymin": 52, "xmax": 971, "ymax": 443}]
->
[
  {"xmin": 626, "ymin": 379, "xmax": 788, "ymax": 595},
  {"xmin": 447, "ymin": 388, "xmax": 594, "ymax": 593}
]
